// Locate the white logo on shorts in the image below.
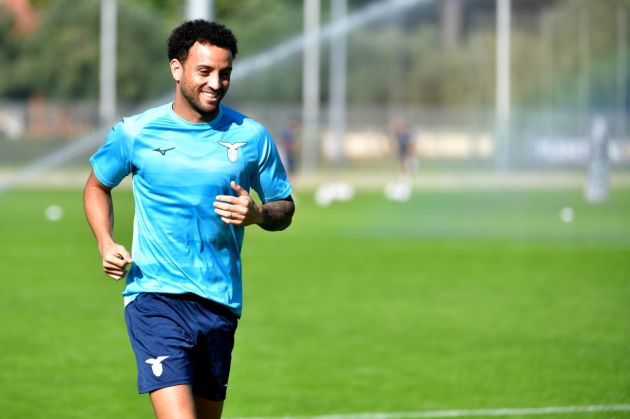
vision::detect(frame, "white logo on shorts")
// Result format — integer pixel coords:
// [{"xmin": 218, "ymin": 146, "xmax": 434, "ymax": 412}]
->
[{"xmin": 145, "ymin": 356, "xmax": 169, "ymax": 377}]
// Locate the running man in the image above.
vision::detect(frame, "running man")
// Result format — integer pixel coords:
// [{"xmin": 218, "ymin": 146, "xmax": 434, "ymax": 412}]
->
[{"xmin": 83, "ymin": 20, "xmax": 294, "ymax": 418}]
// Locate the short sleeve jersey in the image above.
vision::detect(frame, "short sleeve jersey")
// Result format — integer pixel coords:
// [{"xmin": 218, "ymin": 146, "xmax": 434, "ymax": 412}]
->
[{"xmin": 90, "ymin": 103, "xmax": 292, "ymax": 316}]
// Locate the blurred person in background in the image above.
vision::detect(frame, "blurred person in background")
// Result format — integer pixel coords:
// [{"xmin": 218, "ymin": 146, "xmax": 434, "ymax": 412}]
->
[
  {"xmin": 279, "ymin": 116, "xmax": 300, "ymax": 178},
  {"xmin": 391, "ymin": 116, "xmax": 418, "ymax": 176},
  {"xmin": 83, "ymin": 19, "xmax": 294, "ymax": 419}
]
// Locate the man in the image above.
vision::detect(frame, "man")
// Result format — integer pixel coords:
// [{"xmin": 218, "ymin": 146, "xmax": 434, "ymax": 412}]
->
[
  {"xmin": 279, "ymin": 117, "xmax": 300, "ymax": 177},
  {"xmin": 83, "ymin": 20, "xmax": 294, "ymax": 419},
  {"xmin": 391, "ymin": 117, "xmax": 416, "ymax": 175}
]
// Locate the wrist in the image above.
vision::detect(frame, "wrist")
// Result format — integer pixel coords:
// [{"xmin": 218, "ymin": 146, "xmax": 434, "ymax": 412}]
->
[
  {"xmin": 97, "ymin": 238, "xmax": 115, "ymax": 255},
  {"xmin": 255, "ymin": 203, "xmax": 266, "ymax": 225}
]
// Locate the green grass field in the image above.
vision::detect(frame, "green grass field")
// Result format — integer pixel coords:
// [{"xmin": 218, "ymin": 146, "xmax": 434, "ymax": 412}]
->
[{"xmin": 0, "ymin": 184, "xmax": 629, "ymax": 418}]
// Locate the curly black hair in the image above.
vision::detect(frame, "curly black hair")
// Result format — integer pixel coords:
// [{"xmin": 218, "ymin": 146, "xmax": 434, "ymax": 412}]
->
[{"xmin": 167, "ymin": 19, "xmax": 238, "ymax": 63}]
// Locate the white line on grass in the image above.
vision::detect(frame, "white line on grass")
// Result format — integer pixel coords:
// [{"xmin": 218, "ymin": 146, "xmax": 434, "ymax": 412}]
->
[{"xmin": 228, "ymin": 404, "xmax": 630, "ymax": 419}]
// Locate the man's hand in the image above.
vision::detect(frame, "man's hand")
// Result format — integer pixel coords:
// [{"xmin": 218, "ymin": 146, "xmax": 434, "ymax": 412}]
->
[
  {"xmin": 100, "ymin": 242, "xmax": 133, "ymax": 280},
  {"xmin": 213, "ymin": 181, "xmax": 263, "ymax": 226}
]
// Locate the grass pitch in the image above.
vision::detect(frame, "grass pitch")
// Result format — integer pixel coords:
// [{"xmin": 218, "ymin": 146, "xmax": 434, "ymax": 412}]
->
[{"xmin": 0, "ymin": 184, "xmax": 628, "ymax": 418}]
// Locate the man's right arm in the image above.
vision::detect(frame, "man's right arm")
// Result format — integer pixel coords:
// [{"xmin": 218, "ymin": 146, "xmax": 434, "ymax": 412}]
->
[{"xmin": 83, "ymin": 170, "xmax": 132, "ymax": 280}]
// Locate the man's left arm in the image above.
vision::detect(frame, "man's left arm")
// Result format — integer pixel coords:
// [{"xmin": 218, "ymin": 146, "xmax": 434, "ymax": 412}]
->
[{"xmin": 214, "ymin": 181, "xmax": 294, "ymax": 231}]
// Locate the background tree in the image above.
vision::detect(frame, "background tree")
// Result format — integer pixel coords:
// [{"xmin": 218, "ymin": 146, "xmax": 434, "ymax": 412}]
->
[{"xmin": 0, "ymin": 0, "xmax": 628, "ymax": 111}]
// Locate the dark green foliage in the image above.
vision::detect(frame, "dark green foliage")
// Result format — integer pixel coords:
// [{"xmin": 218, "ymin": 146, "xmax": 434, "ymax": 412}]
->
[{"xmin": 0, "ymin": 0, "xmax": 628, "ymax": 108}]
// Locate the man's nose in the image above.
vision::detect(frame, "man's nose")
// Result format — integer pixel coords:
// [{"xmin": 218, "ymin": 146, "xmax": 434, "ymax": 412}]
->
[{"xmin": 207, "ymin": 73, "xmax": 220, "ymax": 90}]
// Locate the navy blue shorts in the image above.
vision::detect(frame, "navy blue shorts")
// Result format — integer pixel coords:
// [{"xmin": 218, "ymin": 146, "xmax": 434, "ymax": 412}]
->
[{"xmin": 124, "ymin": 293, "xmax": 239, "ymax": 401}]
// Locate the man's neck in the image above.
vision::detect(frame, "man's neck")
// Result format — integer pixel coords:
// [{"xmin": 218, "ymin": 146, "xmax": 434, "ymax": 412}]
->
[{"xmin": 172, "ymin": 94, "xmax": 217, "ymax": 123}]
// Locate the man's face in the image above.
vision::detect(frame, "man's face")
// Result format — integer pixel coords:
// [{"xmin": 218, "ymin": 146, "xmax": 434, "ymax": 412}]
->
[{"xmin": 171, "ymin": 41, "xmax": 232, "ymax": 122}]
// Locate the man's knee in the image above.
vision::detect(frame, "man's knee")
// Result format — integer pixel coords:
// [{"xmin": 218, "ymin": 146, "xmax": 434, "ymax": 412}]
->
[
  {"xmin": 194, "ymin": 396, "xmax": 224, "ymax": 419},
  {"xmin": 150, "ymin": 385, "xmax": 197, "ymax": 419}
]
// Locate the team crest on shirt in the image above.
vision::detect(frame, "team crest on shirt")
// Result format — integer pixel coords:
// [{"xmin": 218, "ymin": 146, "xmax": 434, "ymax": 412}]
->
[{"xmin": 218, "ymin": 141, "xmax": 246, "ymax": 163}]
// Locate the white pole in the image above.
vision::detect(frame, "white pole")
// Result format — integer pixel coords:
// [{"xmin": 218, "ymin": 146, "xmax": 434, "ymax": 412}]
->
[
  {"xmin": 99, "ymin": 0, "xmax": 117, "ymax": 125},
  {"xmin": 617, "ymin": 7, "xmax": 627, "ymax": 142},
  {"xmin": 328, "ymin": 0, "xmax": 347, "ymax": 166},
  {"xmin": 495, "ymin": 0, "xmax": 511, "ymax": 170},
  {"xmin": 302, "ymin": 0, "xmax": 321, "ymax": 172},
  {"xmin": 186, "ymin": 0, "xmax": 214, "ymax": 21},
  {"xmin": 442, "ymin": 0, "xmax": 462, "ymax": 50},
  {"xmin": 579, "ymin": 8, "xmax": 590, "ymax": 135},
  {"xmin": 540, "ymin": 11, "xmax": 554, "ymax": 135}
]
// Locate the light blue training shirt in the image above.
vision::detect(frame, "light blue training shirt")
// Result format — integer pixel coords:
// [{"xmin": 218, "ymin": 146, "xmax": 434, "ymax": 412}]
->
[{"xmin": 90, "ymin": 103, "xmax": 293, "ymax": 316}]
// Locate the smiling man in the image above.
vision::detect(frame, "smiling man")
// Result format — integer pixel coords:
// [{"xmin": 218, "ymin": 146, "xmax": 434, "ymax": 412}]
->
[{"xmin": 83, "ymin": 20, "xmax": 294, "ymax": 419}]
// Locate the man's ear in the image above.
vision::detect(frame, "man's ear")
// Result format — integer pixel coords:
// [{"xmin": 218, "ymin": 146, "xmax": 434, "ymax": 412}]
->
[{"xmin": 170, "ymin": 59, "xmax": 183, "ymax": 83}]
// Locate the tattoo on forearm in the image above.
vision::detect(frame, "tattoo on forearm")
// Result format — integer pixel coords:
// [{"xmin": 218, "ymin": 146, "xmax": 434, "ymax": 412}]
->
[{"xmin": 259, "ymin": 198, "xmax": 295, "ymax": 231}]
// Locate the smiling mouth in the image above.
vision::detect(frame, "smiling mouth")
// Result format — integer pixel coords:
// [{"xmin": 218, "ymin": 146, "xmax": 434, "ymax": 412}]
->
[{"xmin": 202, "ymin": 91, "xmax": 220, "ymax": 100}]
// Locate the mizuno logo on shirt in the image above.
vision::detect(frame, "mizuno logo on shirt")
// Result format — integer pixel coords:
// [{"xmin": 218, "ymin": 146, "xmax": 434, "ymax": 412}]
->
[
  {"xmin": 154, "ymin": 147, "xmax": 175, "ymax": 155},
  {"xmin": 218, "ymin": 142, "xmax": 246, "ymax": 163}
]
